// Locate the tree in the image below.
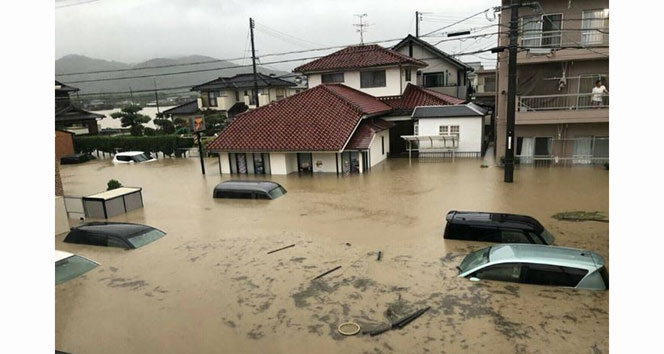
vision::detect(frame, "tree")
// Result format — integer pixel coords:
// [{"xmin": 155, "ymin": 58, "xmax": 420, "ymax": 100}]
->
[
  {"xmin": 153, "ymin": 118, "xmax": 175, "ymax": 134},
  {"xmin": 110, "ymin": 104, "xmax": 151, "ymax": 136},
  {"xmin": 203, "ymin": 111, "xmax": 227, "ymax": 136}
]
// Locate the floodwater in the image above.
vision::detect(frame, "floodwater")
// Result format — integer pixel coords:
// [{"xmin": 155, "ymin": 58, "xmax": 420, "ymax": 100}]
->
[{"xmin": 56, "ymin": 157, "xmax": 609, "ymax": 354}]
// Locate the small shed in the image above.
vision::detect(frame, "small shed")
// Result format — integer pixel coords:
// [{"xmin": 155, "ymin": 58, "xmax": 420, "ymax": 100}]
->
[
  {"xmin": 402, "ymin": 103, "xmax": 488, "ymax": 159},
  {"xmin": 82, "ymin": 187, "xmax": 143, "ymax": 219}
]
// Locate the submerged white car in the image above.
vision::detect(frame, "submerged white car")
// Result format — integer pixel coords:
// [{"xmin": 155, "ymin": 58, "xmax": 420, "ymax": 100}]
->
[
  {"xmin": 55, "ymin": 250, "xmax": 99, "ymax": 285},
  {"xmin": 112, "ymin": 151, "xmax": 156, "ymax": 164}
]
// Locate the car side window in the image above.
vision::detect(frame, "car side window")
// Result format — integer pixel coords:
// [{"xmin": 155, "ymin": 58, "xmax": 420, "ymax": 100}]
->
[
  {"xmin": 117, "ymin": 156, "xmax": 131, "ymax": 162},
  {"xmin": 107, "ymin": 237, "xmax": 127, "ymax": 249},
  {"xmin": 448, "ymin": 224, "xmax": 470, "ymax": 240},
  {"xmin": 474, "ymin": 263, "xmax": 521, "ymax": 282},
  {"xmin": 501, "ymin": 230, "xmax": 531, "ymax": 243},
  {"xmin": 471, "ymin": 227, "xmax": 500, "ymax": 242},
  {"xmin": 521, "ymin": 263, "xmax": 588, "ymax": 287},
  {"xmin": 529, "ymin": 232, "xmax": 545, "ymax": 244}
]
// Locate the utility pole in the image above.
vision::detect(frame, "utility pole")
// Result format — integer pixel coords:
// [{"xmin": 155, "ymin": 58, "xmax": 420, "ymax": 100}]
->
[
  {"xmin": 250, "ymin": 18, "xmax": 260, "ymax": 108},
  {"xmin": 353, "ymin": 13, "xmax": 370, "ymax": 44},
  {"xmin": 415, "ymin": 11, "xmax": 420, "ymax": 38},
  {"xmin": 503, "ymin": 1, "xmax": 520, "ymax": 183},
  {"xmin": 153, "ymin": 78, "xmax": 160, "ymax": 114}
]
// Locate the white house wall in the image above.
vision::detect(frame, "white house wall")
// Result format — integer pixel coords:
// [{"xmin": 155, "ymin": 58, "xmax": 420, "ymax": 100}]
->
[
  {"xmin": 312, "ymin": 153, "xmax": 337, "ymax": 173},
  {"xmin": 307, "ymin": 67, "xmax": 404, "ymax": 96},
  {"xmin": 417, "ymin": 117, "xmax": 483, "ymax": 153},
  {"xmin": 369, "ymin": 130, "xmax": 390, "ymax": 167},
  {"xmin": 220, "ymin": 153, "xmax": 231, "ymax": 174},
  {"xmin": 394, "ymin": 44, "xmax": 461, "ymax": 86}
]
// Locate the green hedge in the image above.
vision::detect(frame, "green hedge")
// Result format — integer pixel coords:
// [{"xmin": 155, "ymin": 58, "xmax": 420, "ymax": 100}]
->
[{"xmin": 74, "ymin": 135, "xmax": 195, "ymax": 157}]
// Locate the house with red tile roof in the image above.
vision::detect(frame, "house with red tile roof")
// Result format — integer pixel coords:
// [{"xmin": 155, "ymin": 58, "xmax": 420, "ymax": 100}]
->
[
  {"xmin": 207, "ymin": 84, "xmax": 396, "ymax": 175},
  {"xmin": 294, "ymin": 44, "xmax": 427, "ymax": 97}
]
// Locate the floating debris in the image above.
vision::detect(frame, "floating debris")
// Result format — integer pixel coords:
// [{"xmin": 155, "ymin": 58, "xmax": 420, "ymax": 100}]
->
[
  {"xmin": 266, "ymin": 244, "xmax": 296, "ymax": 254},
  {"xmin": 552, "ymin": 211, "xmax": 608, "ymax": 223},
  {"xmin": 313, "ymin": 266, "xmax": 342, "ymax": 280},
  {"xmin": 337, "ymin": 321, "xmax": 361, "ymax": 336}
]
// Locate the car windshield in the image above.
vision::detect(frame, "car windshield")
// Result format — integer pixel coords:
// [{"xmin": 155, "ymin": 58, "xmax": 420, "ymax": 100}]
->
[
  {"xmin": 458, "ymin": 247, "xmax": 491, "ymax": 274},
  {"xmin": 540, "ymin": 229, "xmax": 555, "ymax": 245},
  {"xmin": 268, "ymin": 186, "xmax": 286, "ymax": 199},
  {"xmin": 56, "ymin": 255, "xmax": 98, "ymax": 285},
  {"xmin": 132, "ymin": 154, "xmax": 151, "ymax": 162},
  {"xmin": 128, "ymin": 229, "xmax": 166, "ymax": 248}
]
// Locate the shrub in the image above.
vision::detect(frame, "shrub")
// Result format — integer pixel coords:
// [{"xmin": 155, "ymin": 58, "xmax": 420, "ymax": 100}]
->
[
  {"xmin": 107, "ymin": 179, "xmax": 122, "ymax": 190},
  {"xmin": 74, "ymin": 135, "xmax": 195, "ymax": 157},
  {"xmin": 144, "ymin": 127, "xmax": 156, "ymax": 136}
]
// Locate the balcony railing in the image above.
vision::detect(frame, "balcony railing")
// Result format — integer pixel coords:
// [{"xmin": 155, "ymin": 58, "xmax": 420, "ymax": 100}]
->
[{"xmin": 518, "ymin": 93, "xmax": 608, "ymax": 112}]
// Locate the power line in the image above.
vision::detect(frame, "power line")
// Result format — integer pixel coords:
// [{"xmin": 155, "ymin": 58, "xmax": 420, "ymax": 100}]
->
[
  {"xmin": 56, "ymin": 0, "xmax": 102, "ymax": 9},
  {"xmin": 420, "ymin": 7, "xmax": 498, "ymax": 37}
]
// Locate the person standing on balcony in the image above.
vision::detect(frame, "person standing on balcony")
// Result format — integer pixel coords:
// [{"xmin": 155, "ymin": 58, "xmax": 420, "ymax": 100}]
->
[{"xmin": 592, "ymin": 80, "xmax": 609, "ymax": 107}]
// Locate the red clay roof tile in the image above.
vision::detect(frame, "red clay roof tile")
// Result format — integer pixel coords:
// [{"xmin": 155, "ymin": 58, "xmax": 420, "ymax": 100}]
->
[{"xmin": 294, "ymin": 44, "xmax": 427, "ymax": 73}]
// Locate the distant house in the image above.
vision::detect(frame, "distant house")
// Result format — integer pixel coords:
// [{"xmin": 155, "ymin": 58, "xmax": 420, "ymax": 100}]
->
[
  {"xmin": 206, "ymin": 84, "xmax": 394, "ymax": 175},
  {"xmin": 191, "ymin": 72, "xmax": 298, "ymax": 111},
  {"xmin": 294, "ymin": 44, "xmax": 427, "ymax": 96},
  {"xmin": 470, "ymin": 66, "xmax": 496, "ymax": 107},
  {"xmin": 403, "ymin": 103, "xmax": 489, "ymax": 159},
  {"xmin": 55, "ymin": 81, "xmax": 104, "ymax": 135},
  {"xmin": 392, "ymin": 35, "xmax": 474, "ymax": 99}
]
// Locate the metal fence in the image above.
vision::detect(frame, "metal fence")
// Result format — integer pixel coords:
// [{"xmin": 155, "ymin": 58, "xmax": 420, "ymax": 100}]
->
[{"xmin": 519, "ymin": 93, "xmax": 608, "ymax": 111}]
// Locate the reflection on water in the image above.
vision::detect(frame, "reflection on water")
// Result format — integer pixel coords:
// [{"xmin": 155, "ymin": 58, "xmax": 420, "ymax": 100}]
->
[{"xmin": 56, "ymin": 158, "xmax": 609, "ymax": 354}]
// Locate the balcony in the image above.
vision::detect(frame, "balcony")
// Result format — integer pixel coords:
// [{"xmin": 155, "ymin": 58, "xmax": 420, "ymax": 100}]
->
[{"xmin": 516, "ymin": 93, "xmax": 608, "ymax": 125}]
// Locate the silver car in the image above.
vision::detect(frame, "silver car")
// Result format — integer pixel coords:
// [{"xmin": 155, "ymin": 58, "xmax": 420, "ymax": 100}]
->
[{"xmin": 457, "ymin": 244, "xmax": 608, "ymax": 290}]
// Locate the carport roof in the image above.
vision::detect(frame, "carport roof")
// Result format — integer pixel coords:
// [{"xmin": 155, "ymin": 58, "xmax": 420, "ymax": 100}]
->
[{"xmin": 412, "ymin": 103, "xmax": 487, "ymax": 118}]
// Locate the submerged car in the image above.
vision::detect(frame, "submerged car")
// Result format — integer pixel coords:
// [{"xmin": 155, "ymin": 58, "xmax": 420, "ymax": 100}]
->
[
  {"xmin": 60, "ymin": 152, "xmax": 95, "ymax": 165},
  {"xmin": 112, "ymin": 151, "xmax": 156, "ymax": 164},
  {"xmin": 64, "ymin": 222, "xmax": 166, "ymax": 249},
  {"xmin": 457, "ymin": 244, "xmax": 608, "ymax": 290},
  {"xmin": 213, "ymin": 180, "xmax": 287, "ymax": 200},
  {"xmin": 444, "ymin": 210, "xmax": 555, "ymax": 245},
  {"xmin": 55, "ymin": 250, "xmax": 99, "ymax": 285}
]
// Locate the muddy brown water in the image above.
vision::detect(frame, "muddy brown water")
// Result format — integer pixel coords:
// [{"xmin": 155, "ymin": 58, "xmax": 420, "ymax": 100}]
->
[{"xmin": 56, "ymin": 157, "xmax": 608, "ymax": 354}]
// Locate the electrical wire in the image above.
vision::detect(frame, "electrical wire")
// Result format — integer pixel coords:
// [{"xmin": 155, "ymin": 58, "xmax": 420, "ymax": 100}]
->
[{"xmin": 420, "ymin": 7, "xmax": 498, "ymax": 37}]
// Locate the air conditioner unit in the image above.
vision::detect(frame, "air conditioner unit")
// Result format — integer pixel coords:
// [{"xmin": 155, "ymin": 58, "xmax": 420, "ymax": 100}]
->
[{"xmin": 528, "ymin": 48, "xmax": 553, "ymax": 56}]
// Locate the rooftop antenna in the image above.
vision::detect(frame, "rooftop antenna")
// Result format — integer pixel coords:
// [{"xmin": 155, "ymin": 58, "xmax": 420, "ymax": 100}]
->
[{"xmin": 353, "ymin": 13, "xmax": 371, "ymax": 44}]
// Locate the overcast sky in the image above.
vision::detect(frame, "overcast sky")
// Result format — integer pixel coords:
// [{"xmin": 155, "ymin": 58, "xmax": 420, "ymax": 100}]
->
[{"xmin": 55, "ymin": 0, "xmax": 500, "ymax": 70}]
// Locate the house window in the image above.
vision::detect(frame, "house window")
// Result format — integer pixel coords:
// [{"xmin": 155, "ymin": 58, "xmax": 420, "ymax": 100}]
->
[
  {"xmin": 414, "ymin": 121, "xmax": 419, "ymax": 135},
  {"xmin": 405, "ymin": 69, "xmax": 412, "ymax": 82},
  {"xmin": 276, "ymin": 88, "xmax": 285, "ymax": 100},
  {"xmin": 321, "ymin": 72, "xmax": 344, "ymax": 83},
  {"xmin": 360, "ymin": 70, "xmax": 386, "ymax": 88},
  {"xmin": 207, "ymin": 91, "xmax": 218, "ymax": 107},
  {"xmin": 521, "ymin": 14, "xmax": 562, "ymax": 48},
  {"xmin": 450, "ymin": 125, "xmax": 459, "ymax": 136},
  {"xmin": 423, "ymin": 72, "xmax": 445, "ymax": 87},
  {"xmin": 439, "ymin": 125, "xmax": 449, "ymax": 135},
  {"xmin": 582, "ymin": 9, "xmax": 609, "ymax": 45}
]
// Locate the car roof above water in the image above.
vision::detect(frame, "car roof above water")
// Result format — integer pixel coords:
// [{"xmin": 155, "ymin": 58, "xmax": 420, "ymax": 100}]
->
[
  {"xmin": 447, "ymin": 210, "xmax": 544, "ymax": 233},
  {"xmin": 489, "ymin": 244, "xmax": 604, "ymax": 270},
  {"xmin": 68, "ymin": 222, "xmax": 156, "ymax": 238},
  {"xmin": 115, "ymin": 151, "xmax": 148, "ymax": 156},
  {"xmin": 214, "ymin": 180, "xmax": 282, "ymax": 193}
]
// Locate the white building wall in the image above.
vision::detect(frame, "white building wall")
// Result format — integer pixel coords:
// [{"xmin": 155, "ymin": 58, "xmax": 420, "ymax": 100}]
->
[
  {"xmin": 269, "ymin": 153, "xmax": 288, "ymax": 175},
  {"xmin": 312, "ymin": 153, "xmax": 337, "ymax": 173},
  {"xmin": 395, "ymin": 44, "xmax": 461, "ymax": 85},
  {"xmin": 55, "ymin": 196, "xmax": 69, "ymax": 235},
  {"xmin": 220, "ymin": 153, "xmax": 231, "ymax": 174},
  {"xmin": 417, "ymin": 117, "xmax": 483, "ymax": 153},
  {"xmin": 307, "ymin": 67, "xmax": 404, "ymax": 96},
  {"xmin": 285, "ymin": 153, "xmax": 298, "ymax": 173},
  {"xmin": 369, "ymin": 130, "xmax": 390, "ymax": 167}
]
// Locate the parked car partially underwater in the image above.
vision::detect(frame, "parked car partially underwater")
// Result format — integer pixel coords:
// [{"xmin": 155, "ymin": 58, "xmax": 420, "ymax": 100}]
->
[
  {"xmin": 112, "ymin": 151, "xmax": 156, "ymax": 164},
  {"xmin": 457, "ymin": 244, "xmax": 608, "ymax": 290},
  {"xmin": 64, "ymin": 222, "xmax": 166, "ymax": 249},
  {"xmin": 213, "ymin": 180, "xmax": 287, "ymax": 200},
  {"xmin": 55, "ymin": 250, "xmax": 99, "ymax": 285},
  {"xmin": 60, "ymin": 152, "xmax": 95, "ymax": 165},
  {"xmin": 444, "ymin": 210, "xmax": 555, "ymax": 245}
]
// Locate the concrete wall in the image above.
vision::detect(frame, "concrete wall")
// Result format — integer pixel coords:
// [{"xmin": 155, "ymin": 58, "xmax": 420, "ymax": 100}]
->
[
  {"xmin": 417, "ymin": 117, "xmax": 483, "ymax": 153},
  {"xmin": 369, "ymin": 130, "xmax": 390, "ymax": 167},
  {"xmin": 308, "ymin": 67, "xmax": 404, "ymax": 96},
  {"xmin": 55, "ymin": 196, "xmax": 70, "ymax": 235},
  {"xmin": 312, "ymin": 153, "xmax": 337, "ymax": 173}
]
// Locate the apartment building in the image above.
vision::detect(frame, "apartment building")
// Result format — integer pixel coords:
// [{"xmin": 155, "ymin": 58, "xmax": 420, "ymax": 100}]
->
[{"xmin": 495, "ymin": 0, "xmax": 609, "ymax": 165}]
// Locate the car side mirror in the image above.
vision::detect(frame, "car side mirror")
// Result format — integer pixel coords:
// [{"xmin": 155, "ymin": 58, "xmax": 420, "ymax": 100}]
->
[{"xmin": 469, "ymin": 277, "xmax": 480, "ymax": 282}]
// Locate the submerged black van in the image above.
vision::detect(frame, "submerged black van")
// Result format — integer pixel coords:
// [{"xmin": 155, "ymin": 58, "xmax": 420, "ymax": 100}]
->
[
  {"xmin": 213, "ymin": 180, "xmax": 287, "ymax": 200},
  {"xmin": 444, "ymin": 210, "xmax": 554, "ymax": 245}
]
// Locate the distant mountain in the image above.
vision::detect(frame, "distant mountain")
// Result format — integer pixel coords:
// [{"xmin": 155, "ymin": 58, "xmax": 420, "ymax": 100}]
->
[{"xmin": 55, "ymin": 54, "xmax": 289, "ymax": 96}]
